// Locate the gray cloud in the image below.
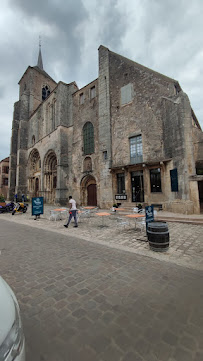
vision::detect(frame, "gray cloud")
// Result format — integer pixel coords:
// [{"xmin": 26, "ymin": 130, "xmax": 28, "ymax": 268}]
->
[
  {"xmin": 0, "ymin": 86, "xmax": 4, "ymax": 98},
  {"xmin": 8, "ymin": 0, "xmax": 89, "ymax": 75},
  {"xmin": 96, "ymin": 0, "xmax": 127, "ymax": 50},
  {"xmin": 0, "ymin": 0, "xmax": 202, "ymax": 160}
]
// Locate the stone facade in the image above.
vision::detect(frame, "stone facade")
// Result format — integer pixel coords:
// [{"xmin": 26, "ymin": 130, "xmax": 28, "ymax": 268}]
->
[
  {"xmin": 9, "ymin": 46, "xmax": 203, "ymax": 213},
  {"xmin": 0, "ymin": 157, "xmax": 9, "ymax": 199}
]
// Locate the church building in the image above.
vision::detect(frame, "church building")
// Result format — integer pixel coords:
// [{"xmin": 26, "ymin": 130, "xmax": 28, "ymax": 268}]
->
[{"xmin": 9, "ymin": 45, "xmax": 203, "ymax": 214}]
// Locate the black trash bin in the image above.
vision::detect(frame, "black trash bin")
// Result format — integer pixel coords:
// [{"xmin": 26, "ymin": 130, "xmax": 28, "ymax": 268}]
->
[{"xmin": 147, "ymin": 222, "xmax": 169, "ymax": 252}]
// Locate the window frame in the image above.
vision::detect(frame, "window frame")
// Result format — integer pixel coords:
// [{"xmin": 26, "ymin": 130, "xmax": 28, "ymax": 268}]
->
[
  {"xmin": 3, "ymin": 178, "xmax": 8, "ymax": 186},
  {"xmin": 121, "ymin": 83, "xmax": 133, "ymax": 106},
  {"xmin": 42, "ymin": 85, "xmax": 50, "ymax": 101},
  {"xmin": 117, "ymin": 173, "xmax": 125, "ymax": 194},
  {"xmin": 83, "ymin": 122, "xmax": 94, "ymax": 155},
  {"xmin": 90, "ymin": 86, "xmax": 96, "ymax": 99},
  {"xmin": 129, "ymin": 135, "xmax": 143, "ymax": 164},
  {"xmin": 80, "ymin": 92, "xmax": 84, "ymax": 105}
]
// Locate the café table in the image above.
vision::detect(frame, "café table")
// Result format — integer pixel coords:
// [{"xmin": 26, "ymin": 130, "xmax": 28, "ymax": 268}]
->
[
  {"xmin": 83, "ymin": 206, "xmax": 96, "ymax": 209},
  {"xmin": 50, "ymin": 208, "xmax": 68, "ymax": 221},
  {"xmin": 80, "ymin": 206, "xmax": 98, "ymax": 218},
  {"xmin": 95, "ymin": 212, "xmax": 111, "ymax": 227},
  {"xmin": 125, "ymin": 213, "xmax": 145, "ymax": 229}
]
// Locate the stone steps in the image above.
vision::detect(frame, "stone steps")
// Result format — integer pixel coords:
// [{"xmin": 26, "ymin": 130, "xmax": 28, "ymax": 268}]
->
[{"xmin": 156, "ymin": 216, "xmax": 203, "ymax": 226}]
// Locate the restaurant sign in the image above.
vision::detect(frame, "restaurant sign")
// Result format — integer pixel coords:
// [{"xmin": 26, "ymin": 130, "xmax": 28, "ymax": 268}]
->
[
  {"xmin": 115, "ymin": 194, "xmax": 127, "ymax": 200},
  {"xmin": 32, "ymin": 197, "xmax": 44, "ymax": 216}
]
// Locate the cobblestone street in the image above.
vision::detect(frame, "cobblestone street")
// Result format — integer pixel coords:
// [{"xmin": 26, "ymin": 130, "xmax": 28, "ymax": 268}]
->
[
  {"xmin": 0, "ymin": 214, "xmax": 203, "ymax": 361},
  {"xmin": 0, "ymin": 206, "xmax": 202, "ymax": 271}
]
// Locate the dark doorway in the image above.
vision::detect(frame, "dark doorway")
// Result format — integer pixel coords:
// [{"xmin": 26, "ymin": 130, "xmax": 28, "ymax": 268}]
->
[
  {"xmin": 131, "ymin": 171, "xmax": 144, "ymax": 202},
  {"xmin": 87, "ymin": 184, "xmax": 97, "ymax": 206},
  {"xmin": 35, "ymin": 178, "xmax": 39, "ymax": 196},
  {"xmin": 198, "ymin": 181, "xmax": 203, "ymax": 213},
  {"xmin": 53, "ymin": 176, "xmax": 57, "ymax": 189}
]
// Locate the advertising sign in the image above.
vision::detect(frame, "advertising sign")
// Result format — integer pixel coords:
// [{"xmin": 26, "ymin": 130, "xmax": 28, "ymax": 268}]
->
[
  {"xmin": 32, "ymin": 197, "xmax": 44, "ymax": 216},
  {"xmin": 115, "ymin": 194, "xmax": 127, "ymax": 200},
  {"xmin": 145, "ymin": 205, "xmax": 154, "ymax": 229}
]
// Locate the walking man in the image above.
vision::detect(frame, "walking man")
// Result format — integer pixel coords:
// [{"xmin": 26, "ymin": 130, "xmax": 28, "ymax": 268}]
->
[{"xmin": 64, "ymin": 196, "xmax": 78, "ymax": 228}]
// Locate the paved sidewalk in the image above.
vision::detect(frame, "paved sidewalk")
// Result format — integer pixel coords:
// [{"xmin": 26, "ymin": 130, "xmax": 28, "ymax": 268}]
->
[
  {"xmin": 1, "ymin": 204, "xmax": 202, "ymax": 271},
  {"xmin": 1, "ymin": 219, "xmax": 203, "ymax": 361}
]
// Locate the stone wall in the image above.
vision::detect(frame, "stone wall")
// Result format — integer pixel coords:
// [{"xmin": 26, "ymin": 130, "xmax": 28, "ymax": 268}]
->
[
  {"xmin": 108, "ymin": 49, "xmax": 176, "ymax": 167},
  {"xmin": 8, "ymin": 101, "xmax": 20, "ymax": 200},
  {"xmin": 19, "ymin": 67, "xmax": 57, "ymax": 118},
  {"xmin": 8, "ymin": 46, "xmax": 203, "ymax": 212},
  {"xmin": 26, "ymin": 82, "xmax": 77, "ymax": 204},
  {"xmin": 72, "ymin": 79, "xmax": 99, "ymax": 205},
  {"xmin": 0, "ymin": 158, "xmax": 9, "ymax": 199}
]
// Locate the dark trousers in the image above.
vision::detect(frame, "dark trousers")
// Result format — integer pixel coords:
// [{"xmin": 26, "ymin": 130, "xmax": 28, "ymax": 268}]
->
[{"xmin": 66, "ymin": 210, "xmax": 78, "ymax": 226}]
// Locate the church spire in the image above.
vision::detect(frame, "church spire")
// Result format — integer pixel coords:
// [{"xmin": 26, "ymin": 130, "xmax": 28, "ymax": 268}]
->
[{"xmin": 37, "ymin": 36, "xmax": 43, "ymax": 70}]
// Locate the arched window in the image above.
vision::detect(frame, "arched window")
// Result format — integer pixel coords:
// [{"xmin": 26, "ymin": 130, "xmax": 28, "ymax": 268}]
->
[
  {"xmin": 32, "ymin": 135, "xmax": 35, "ymax": 145},
  {"xmin": 83, "ymin": 122, "xmax": 94, "ymax": 155},
  {"xmin": 42, "ymin": 85, "xmax": 50, "ymax": 101}
]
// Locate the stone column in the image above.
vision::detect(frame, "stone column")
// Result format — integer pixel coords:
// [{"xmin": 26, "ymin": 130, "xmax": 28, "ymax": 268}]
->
[{"xmin": 98, "ymin": 46, "xmax": 113, "ymax": 208}]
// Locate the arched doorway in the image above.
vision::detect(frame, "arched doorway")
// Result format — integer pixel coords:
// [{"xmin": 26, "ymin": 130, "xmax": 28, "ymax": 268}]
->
[
  {"xmin": 81, "ymin": 175, "xmax": 97, "ymax": 206},
  {"xmin": 27, "ymin": 149, "xmax": 41, "ymax": 198},
  {"xmin": 87, "ymin": 184, "xmax": 97, "ymax": 206},
  {"xmin": 44, "ymin": 150, "xmax": 57, "ymax": 203}
]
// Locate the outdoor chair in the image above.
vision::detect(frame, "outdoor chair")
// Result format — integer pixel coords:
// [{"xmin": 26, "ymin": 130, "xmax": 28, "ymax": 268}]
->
[
  {"xmin": 136, "ymin": 217, "xmax": 146, "ymax": 232},
  {"xmin": 49, "ymin": 210, "xmax": 62, "ymax": 221},
  {"xmin": 116, "ymin": 217, "xmax": 130, "ymax": 229},
  {"xmin": 78, "ymin": 209, "xmax": 91, "ymax": 220}
]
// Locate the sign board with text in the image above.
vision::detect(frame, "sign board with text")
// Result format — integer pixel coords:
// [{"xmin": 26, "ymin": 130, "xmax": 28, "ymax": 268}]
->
[
  {"xmin": 32, "ymin": 197, "xmax": 44, "ymax": 216},
  {"xmin": 145, "ymin": 205, "xmax": 154, "ymax": 229},
  {"xmin": 115, "ymin": 194, "xmax": 127, "ymax": 200}
]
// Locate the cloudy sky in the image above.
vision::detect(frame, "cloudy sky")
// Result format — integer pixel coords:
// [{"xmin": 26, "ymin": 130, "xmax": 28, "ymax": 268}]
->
[{"xmin": 0, "ymin": 0, "xmax": 202, "ymax": 160}]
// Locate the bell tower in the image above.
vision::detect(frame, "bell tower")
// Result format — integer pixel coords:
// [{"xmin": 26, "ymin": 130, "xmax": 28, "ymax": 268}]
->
[{"xmin": 8, "ymin": 41, "xmax": 57, "ymax": 200}]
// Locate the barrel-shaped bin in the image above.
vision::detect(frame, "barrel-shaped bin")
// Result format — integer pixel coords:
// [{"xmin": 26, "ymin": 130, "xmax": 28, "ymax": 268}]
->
[{"xmin": 147, "ymin": 222, "xmax": 169, "ymax": 252}]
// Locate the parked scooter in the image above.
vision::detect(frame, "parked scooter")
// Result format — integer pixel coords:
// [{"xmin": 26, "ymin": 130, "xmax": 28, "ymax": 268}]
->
[{"xmin": 12, "ymin": 202, "xmax": 28, "ymax": 215}]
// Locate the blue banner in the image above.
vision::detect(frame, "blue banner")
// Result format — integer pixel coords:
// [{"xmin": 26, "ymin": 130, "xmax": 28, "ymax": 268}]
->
[{"xmin": 32, "ymin": 197, "xmax": 44, "ymax": 216}]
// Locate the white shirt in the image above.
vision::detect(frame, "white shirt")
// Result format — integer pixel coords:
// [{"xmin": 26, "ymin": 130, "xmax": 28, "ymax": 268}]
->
[{"xmin": 69, "ymin": 199, "xmax": 77, "ymax": 210}]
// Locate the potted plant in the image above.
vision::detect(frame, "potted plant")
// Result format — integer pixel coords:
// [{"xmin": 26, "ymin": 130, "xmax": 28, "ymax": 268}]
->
[
  {"xmin": 112, "ymin": 203, "xmax": 118, "ymax": 212},
  {"xmin": 0, "ymin": 194, "xmax": 6, "ymax": 207},
  {"xmin": 137, "ymin": 203, "xmax": 142, "ymax": 213}
]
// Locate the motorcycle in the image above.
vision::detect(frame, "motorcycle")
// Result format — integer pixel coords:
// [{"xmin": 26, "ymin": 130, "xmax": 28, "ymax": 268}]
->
[
  {"xmin": 12, "ymin": 202, "xmax": 28, "ymax": 215},
  {"xmin": 0, "ymin": 202, "xmax": 15, "ymax": 213}
]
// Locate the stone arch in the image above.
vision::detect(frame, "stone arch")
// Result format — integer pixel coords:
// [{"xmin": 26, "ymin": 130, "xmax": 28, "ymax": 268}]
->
[
  {"xmin": 43, "ymin": 150, "xmax": 57, "ymax": 203},
  {"xmin": 80, "ymin": 174, "xmax": 97, "ymax": 206},
  {"xmin": 83, "ymin": 157, "xmax": 92, "ymax": 172},
  {"xmin": 27, "ymin": 148, "xmax": 41, "ymax": 198}
]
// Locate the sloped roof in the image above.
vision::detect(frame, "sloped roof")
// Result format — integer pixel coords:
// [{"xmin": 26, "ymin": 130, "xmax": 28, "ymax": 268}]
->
[
  {"xmin": 18, "ymin": 66, "xmax": 56, "ymax": 85},
  {"xmin": 107, "ymin": 46, "xmax": 180, "ymax": 86},
  {"xmin": 0, "ymin": 156, "xmax": 9, "ymax": 163},
  {"xmin": 37, "ymin": 47, "xmax": 43, "ymax": 70}
]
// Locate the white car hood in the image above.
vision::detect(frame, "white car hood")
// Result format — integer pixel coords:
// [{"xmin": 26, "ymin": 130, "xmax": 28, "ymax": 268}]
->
[{"xmin": 0, "ymin": 276, "xmax": 15, "ymax": 345}]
